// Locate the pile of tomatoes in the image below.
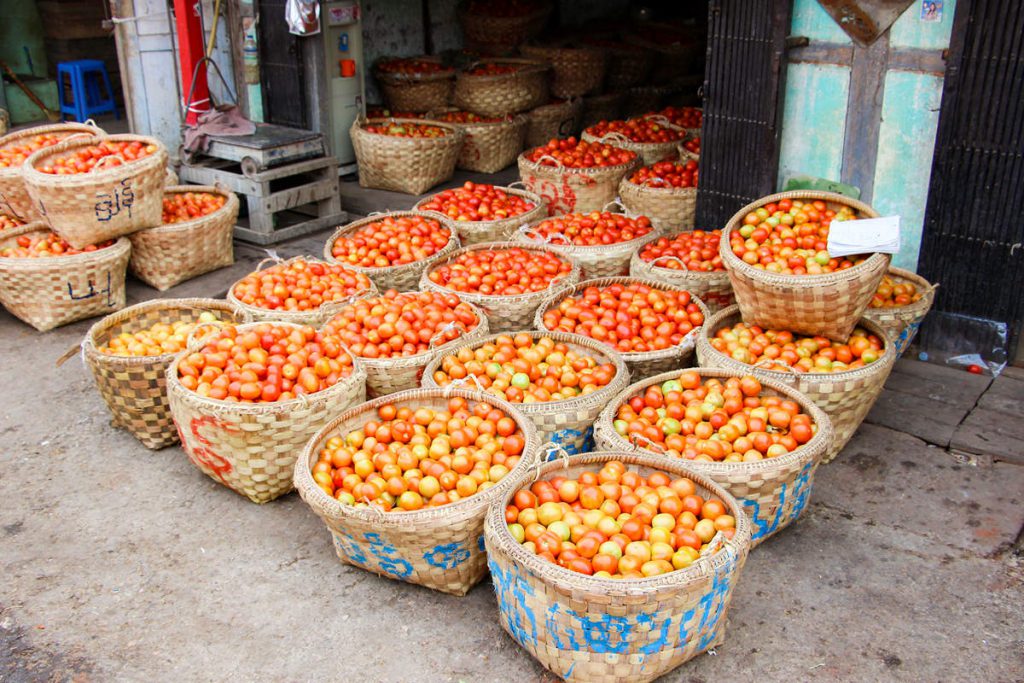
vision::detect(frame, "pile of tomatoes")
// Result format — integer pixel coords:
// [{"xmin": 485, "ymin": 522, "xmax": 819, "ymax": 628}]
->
[
  {"xmin": 418, "ymin": 182, "xmax": 537, "ymax": 222},
  {"xmin": 100, "ymin": 311, "xmax": 221, "ymax": 357},
  {"xmin": 870, "ymin": 274, "xmax": 924, "ymax": 308},
  {"xmin": 176, "ymin": 323, "xmax": 355, "ymax": 402},
  {"xmin": 505, "ymin": 459, "xmax": 734, "ymax": 578},
  {"xmin": 36, "ymin": 140, "xmax": 158, "ymax": 175},
  {"xmin": 465, "ymin": 63, "xmax": 519, "ymax": 76},
  {"xmin": 331, "ymin": 214, "xmax": 451, "ymax": 269},
  {"xmin": 655, "ymin": 106, "xmax": 702, "ymax": 129},
  {"xmin": 0, "ymin": 132, "xmax": 76, "ymax": 168},
  {"xmin": 0, "ymin": 231, "xmax": 114, "ymax": 258},
  {"xmin": 541, "ymin": 282, "xmax": 705, "ymax": 353},
  {"xmin": 682, "ymin": 137, "xmax": 701, "ymax": 155},
  {"xmin": 322, "ymin": 290, "xmax": 479, "ymax": 360},
  {"xmin": 367, "ymin": 107, "xmax": 425, "ymax": 119},
  {"xmin": 638, "ymin": 230, "xmax": 725, "ymax": 273},
  {"xmin": 363, "ymin": 122, "xmax": 449, "ymax": 138},
  {"xmin": 730, "ymin": 198, "xmax": 865, "ymax": 275},
  {"xmin": 162, "ymin": 192, "xmax": 226, "ymax": 224},
  {"xmin": 431, "ymin": 333, "xmax": 617, "ymax": 404},
  {"xmin": 433, "ymin": 111, "xmax": 503, "ymax": 124},
  {"xmin": 427, "ymin": 246, "xmax": 572, "ymax": 296},
  {"xmin": 613, "ymin": 372, "xmax": 816, "ymax": 462},
  {"xmin": 377, "ymin": 58, "xmax": 453, "ymax": 76},
  {"xmin": 0, "ymin": 214, "xmax": 23, "ymax": 232},
  {"xmin": 710, "ymin": 321, "xmax": 885, "ymax": 372},
  {"xmin": 585, "ymin": 117, "xmax": 685, "ymax": 144},
  {"xmin": 523, "ymin": 212, "xmax": 654, "ymax": 247},
  {"xmin": 627, "ymin": 159, "xmax": 698, "ymax": 188},
  {"xmin": 524, "ymin": 138, "xmax": 636, "ymax": 169},
  {"xmin": 231, "ymin": 259, "xmax": 371, "ymax": 312},
  {"xmin": 311, "ymin": 397, "xmax": 526, "ymax": 510}
]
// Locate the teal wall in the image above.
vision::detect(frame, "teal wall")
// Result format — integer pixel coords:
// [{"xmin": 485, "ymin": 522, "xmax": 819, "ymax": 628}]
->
[{"xmin": 0, "ymin": 1, "xmax": 48, "ymax": 77}]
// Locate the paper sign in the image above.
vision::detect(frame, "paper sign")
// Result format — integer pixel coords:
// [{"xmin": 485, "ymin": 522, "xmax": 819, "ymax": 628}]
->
[{"xmin": 827, "ymin": 215, "xmax": 901, "ymax": 257}]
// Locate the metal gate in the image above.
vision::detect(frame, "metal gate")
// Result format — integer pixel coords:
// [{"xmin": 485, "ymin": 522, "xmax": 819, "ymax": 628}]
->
[{"xmin": 257, "ymin": 0, "xmax": 308, "ymax": 128}]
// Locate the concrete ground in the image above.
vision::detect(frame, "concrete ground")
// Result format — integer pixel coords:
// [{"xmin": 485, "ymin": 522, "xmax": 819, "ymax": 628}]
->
[{"xmin": 2, "ymin": 175, "xmax": 1023, "ymax": 682}]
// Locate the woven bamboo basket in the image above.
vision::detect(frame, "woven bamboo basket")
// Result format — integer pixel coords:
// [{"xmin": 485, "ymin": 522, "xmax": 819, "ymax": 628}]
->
[
  {"xmin": 696, "ymin": 305, "xmax": 895, "ymax": 463},
  {"xmin": 525, "ymin": 99, "xmax": 582, "ymax": 148},
  {"xmin": 453, "ymin": 59, "xmax": 550, "ymax": 118},
  {"xmin": 81, "ymin": 298, "xmax": 247, "ymax": 449},
  {"xmin": 0, "ymin": 222, "xmax": 130, "ymax": 332},
  {"xmin": 351, "ymin": 118, "xmax": 464, "ymax": 195},
  {"xmin": 485, "ymin": 450, "xmax": 751, "ymax": 682},
  {"xmin": 721, "ymin": 191, "xmax": 890, "ymax": 342},
  {"xmin": 0, "ymin": 122, "xmax": 103, "ymax": 222},
  {"xmin": 426, "ymin": 109, "xmax": 528, "ymax": 173},
  {"xmin": 375, "ymin": 58, "xmax": 456, "ymax": 114},
  {"xmin": 419, "ymin": 241, "xmax": 580, "ymax": 332},
  {"xmin": 128, "ymin": 185, "xmax": 238, "ymax": 291},
  {"xmin": 520, "ymin": 44, "xmax": 608, "ymax": 98},
  {"xmin": 164, "ymin": 167, "xmax": 179, "ymax": 186},
  {"xmin": 457, "ymin": 1, "xmax": 552, "ymax": 52},
  {"xmin": 0, "ymin": 109, "xmax": 8, "ymax": 137},
  {"xmin": 227, "ymin": 257, "xmax": 378, "ymax": 327},
  {"xmin": 414, "ymin": 184, "xmax": 547, "ymax": 245},
  {"xmin": 514, "ymin": 211, "xmax": 658, "ymax": 279},
  {"xmin": 323, "ymin": 211, "xmax": 460, "ymax": 292},
  {"xmin": 579, "ymin": 91, "xmax": 625, "ymax": 131},
  {"xmin": 534, "ymin": 276, "xmax": 710, "ymax": 381},
  {"xmin": 601, "ymin": 43, "xmax": 656, "ymax": 90},
  {"xmin": 627, "ymin": 28, "xmax": 702, "ymax": 82},
  {"xmin": 22, "ymin": 134, "xmax": 168, "ymax": 249},
  {"xmin": 166, "ymin": 322, "xmax": 367, "ymax": 504},
  {"xmin": 862, "ymin": 267, "xmax": 936, "ymax": 357},
  {"xmin": 422, "ymin": 330, "xmax": 629, "ymax": 453},
  {"xmin": 582, "ymin": 117, "xmax": 687, "ymax": 165},
  {"xmin": 294, "ymin": 386, "xmax": 539, "ymax": 595},
  {"xmin": 623, "ymin": 86, "xmax": 669, "ymax": 117},
  {"xmin": 594, "ymin": 368, "xmax": 833, "ymax": 547},
  {"xmin": 517, "ymin": 151, "xmax": 639, "ymax": 216},
  {"xmin": 630, "ymin": 236, "xmax": 734, "ymax": 314},
  {"xmin": 617, "ymin": 152, "xmax": 699, "ymax": 231}
]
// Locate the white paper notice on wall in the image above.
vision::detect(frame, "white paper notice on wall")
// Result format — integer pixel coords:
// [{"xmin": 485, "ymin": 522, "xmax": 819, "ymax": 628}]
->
[{"xmin": 826, "ymin": 216, "xmax": 901, "ymax": 257}]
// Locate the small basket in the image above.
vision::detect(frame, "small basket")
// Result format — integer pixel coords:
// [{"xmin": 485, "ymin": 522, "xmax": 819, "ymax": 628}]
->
[
  {"xmin": 375, "ymin": 57, "xmax": 456, "ymax": 114},
  {"xmin": 323, "ymin": 211, "xmax": 460, "ymax": 292},
  {"xmin": 517, "ymin": 150, "xmax": 640, "ymax": 216},
  {"xmin": 227, "ymin": 256, "xmax": 378, "ymax": 327},
  {"xmin": 351, "ymin": 118, "xmax": 465, "ymax": 195},
  {"xmin": 579, "ymin": 91, "xmax": 625, "ymax": 131},
  {"xmin": 128, "ymin": 185, "xmax": 238, "ymax": 291},
  {"xmin": 862, "ymin": 266, "xmax": 936, "ymax": 357},
  {"xmin": 422, "ymin": 330, "xmax": 629, "ymax": 453},
  {"xmin": 0, "ymin": 122, "xmax": 104, "ymax": 222},
  {"xmin": 419, "ymin": 241, "xmax": 580, "ymax": 332},
  {"xmin": 81, "ymin": 298, "xmax": 247, "ymax": 449},
  {"xmin": 484, "ymin": 450, "xmax": 751, "ymax": 683},
  {"xmin": 166, "ymin": 322, "xmax": 367, "ymax": 504},
  {"xmin": 520, "ymin": 44, "xmax": 608, "ymax": 98},
  {"xmin": 594, "ymin": 368, "xmax": 833, "ymax": 547},
  {"xmin": 23, "ymin": 134, "xmax": 169, "ymax": 249},
  {"xmin": 294, "ymin": 386, "xmax": 540, "ymax": 595},
  {"xmin": 426, "ymin": 109, "xmax": 528, "ymax": 174},
  {"xmin": 457, "ymin": 1, "xmax": 552, "ymax": 52},
  {"xmin": 696, "ymin": 305, "xmax": 896, "ymax": 463},
  {"xmin": 453, "ymin": 59, "xmax": 550, "ymax": 117},
  {"xmin": 0, "ymin": 222, "xmax": 130, "ymax": 332},
  {"xmin": 721, "ymin": 191, "xmax": 890, "ymax": 342},
  {"xmin": 524, "ymin": 99, "xmax": 582, "ymax": 148},
  {"xmin": 617, "ymin": 151, "xmax": 699, "ymax": 231},
  {"xmin": 629, "ymin": 235, "xmax": 734, "ymax": 314},
  {"xmin": 534, "ymin": 276, "xmax": 710, "ymax": 381},
  {"xmin": 415, "ymin": 184, "xmax": 548, "ymax": 245},
  {"xmin": 582, "ymin": 116, "xmax": 687, "ymax": 165}
]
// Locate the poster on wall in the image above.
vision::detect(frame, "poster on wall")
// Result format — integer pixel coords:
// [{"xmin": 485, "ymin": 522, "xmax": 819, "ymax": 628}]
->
[
  {"xmin": 286, "ymin": 0, "xmax": 321, "ymax": 35},
  {"xmin": 920, "ymin": 0, "xmax": 943, "ymax": 22}
]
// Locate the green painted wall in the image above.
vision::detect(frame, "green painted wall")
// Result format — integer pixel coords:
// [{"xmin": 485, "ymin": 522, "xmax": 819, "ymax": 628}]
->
[
  {"xmin": 778, "ymin": 62, "xmax": 850, "ymax": 185},
  {"xmin": 0, "ymin": 1, "xmax": 48, "ymax": 77}
]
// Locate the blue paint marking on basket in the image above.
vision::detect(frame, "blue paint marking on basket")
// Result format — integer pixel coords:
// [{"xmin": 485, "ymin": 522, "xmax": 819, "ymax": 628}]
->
[
  {"xmin": 488, "ymin": 556, "xmax": 539, "ymax": 649},
  {"xmin": 740, "ymin": 462, "xmax": 814, "ymax": 541},
  {"xmin": 423, "ymin": 542, "xmax": 470, "ymax": 569},
  {"xmin": 895, "ymin": 320, "xmax": 921, "ymax": 356},
  {"xmin": 94, "ymin": 178, "xmax": 134, "ymax": 222},
  {"xmin": 478, "ymin": 534, "xmax": 486, "ymax": 553},
  {"xmin": 547, "ymin": 426, "xmax": 593, "ymax": 456},
  {"xmin": 331, "ymin": 530, "xmax": 413, "ymax": 579},
  {"xmin": 67, "ymin": 272, "xmax": 114, "ymax": 306}
]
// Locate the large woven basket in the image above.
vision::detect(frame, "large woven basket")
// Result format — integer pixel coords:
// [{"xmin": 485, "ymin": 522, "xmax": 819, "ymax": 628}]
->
[
  {"xmin": 375, "ymin": 57, "xmax": 456, "ymax": 114},
  {"xmin": 422, "ymin": 329, "xmax": 629, "ymax": 453},
  {"xmin": 23, "ymin": 134, "xmax": 168, "ymax": 250},
  {"xmin": 534, "ymin": 276, "xmax": 710, "ymax": 381},
  {"xmin": 414, "ymin": 185, "xmax": 547, "ymax": 245},
  {"xmin": 594, "ymin": 368, "xmax": 833, "ymax": 547},
  {"xmin": 294, "ymin": 386, "xmax": 539, "ymax": 595},
  {"xmin": 0, "ymin": 122, "xmax": 104, "ymax": 222},
  {"xmin": 721, "ymin": 191, "xmax": 890, "ymax": 342},
  {"xmin": 128, "ymin": 185, "xmax": 238, "ymax": 291},
  {"xmin": 696, "ymin": 305, "xmax": 895, "ymax": 463},
  {"xmin": 166, "ymin": 322, "xmax": 367, "ymax": 504},
  {"xmin": 323, "ymin": 211, "xmax": 460, "ymax": 292},
  {"xmin": 351, "ymin": 118, "xmax": 464, "ymax": 195},
  {"xmin": 227, "ymin": 257, "xmax": 378, "ymax": 327},
  {"xmin": 457, "ymin": 1, "xmax": 552, "ymax": 52},
  {"xmin": 579, "ymin": 91, "xmax": 625, "ymax": 131},
  {"xmin": 862, "ymin": 266, "xmax": 936, "ymax": 357},
  {"xmin": 520, "ymin": 44, "xmax": 608, "ymax": 98},
  {"xmin": 485, "ymin": 450, "xmax": 751, "ymax": 683},
  {"xmin": 623, "ymin": 85, "xmax": 669, "ymax": 117},
  {"xmin": 419, "ymin": 241, "xmax": 580, "ymax": 332},
  {"xmin": 82, "ymin": 298, "xmax": 247, "ymax": 449},
  {"xmin": 630, "ymin": 235, "xmax": 734, "ymax": 314},
  {"xmin": 0, "ymin": 222, "xmax": 130, "ymax": 331},
  {"xmin": 600, "ymin": 43, "xmax": 655, "ymax": 90},
  {"xmin": 582, "ymin": 117, "xmax": 687, "ymax": 166},
  {"xmin": 617, "ymin": 153, "xmax": 699, "ymax": 231},
  {"xmin": 627, "ymin": 27, "xmax": 702, "ymax": 82},
  {"xmin": 517, "ymin": 151, "xmax": 639, "ymax": 216},
  {"xmin": 426, "ymin": 109, "xmax": 528, "ymax": 174},
  {"xmin": 525, "ymin": 99, "xmax": 582, "ymax": 148},
  {"xmin": 453, "ymin": 59, "xmax": 550, "ymax": 118}
]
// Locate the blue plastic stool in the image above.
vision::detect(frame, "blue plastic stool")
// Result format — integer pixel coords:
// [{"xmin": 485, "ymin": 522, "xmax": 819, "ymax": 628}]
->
[{"xmin": 56, "ymin": 60, "xmax": 118, "ymax": 122}]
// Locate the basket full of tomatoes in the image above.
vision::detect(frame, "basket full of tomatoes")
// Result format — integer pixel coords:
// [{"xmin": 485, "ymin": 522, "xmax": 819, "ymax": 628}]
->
[
  {"xmin": 520, "ymin": 43, "xmax": 608, "ymax": 99},
  {"xmin": 457, "ymin": 0, "xmax": 552, "ymax": 53},
  {"xmin": 323, "ymin": 211, "xmax": 460, "ymax": 293},
  {"xmin": 695, "ymin": 305, "xmax": 894, "ymax": 463},
  {"xmin": 414, "ymin": 182, "xmax": 547, "ymax": 245},
  {"xmin": 294, "ymin": 387, "xmax": 539, "ymax": 595},
  {"xmin": 350, "ymin": 118, "xmax": 465, "ymax": 195},
  {"xmin": 518, "ymin": 138, "xmax": 640, "ymax": 216},
  {"xmin": 0, "ymin": 222, "xmax": 130, "ymax": 331},
  {"xmin": 618, "ymin": 150, "xmax": 699, "ymax": 231},
  {"xmin": 630, "ymin": 230, "xmax": 733, "ymax": 313},
  {"xmin": 425, "ymin": 108, "xmax": 528, "ymax": 174},
  {"xmin": 582, "ymin": 115, "xmax": 688, "ymax": 165},
  {"xmin": 594, "ymin": 368, "xmax": 832, "ymax": 547},
  {"xmin": 453, "ymin": 58, "xmax": 550, "ymax": 117},
  {"xmin": 127, "ymin": 185, "xmax": 239, "ymax": 292},
  {"xmin": 862, "ymin": 266, "xmax": 936, "ymax": 357},
  {"xmin": 721, "ymin": 191, "xmax": 891, "ymax": 342},
  {"xmin": 483, "ymin": 451, "xmax": 751, "ymax": 682},
  {"xmin": 374, "ymin": 56, "xmax": 456, "ymax": 114}
]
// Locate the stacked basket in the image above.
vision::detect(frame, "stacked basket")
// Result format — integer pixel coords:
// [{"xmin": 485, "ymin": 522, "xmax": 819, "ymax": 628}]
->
[
  {"xmin": 351, "ymin": 118, "xmax": 465, "ymax": 195},
  {"xmin": 452, "ymin": 59, "xmax": 550, "ymax": 118},
  {"xmin": 414, "ymin": 184, "xmax": 547, "ymax": 245},
  {"xmin": 374, "ymin": 56, "xmax": 456, "ymax": 114},
  {"xmin": 426, "ymin": 109, "xmax": 528, "ymax": 174}
]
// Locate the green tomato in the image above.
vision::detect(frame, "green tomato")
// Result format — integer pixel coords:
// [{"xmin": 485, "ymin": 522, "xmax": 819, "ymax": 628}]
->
[
  {"xmin": 508, "ymin": 523, "xmax": 525, "ymax": 543},
  {"xmin": 661, "ymin": 379, "xmax": 682, "ymax": 394},
  {"xmin": 486, "ymin": 362, "xmax": 503, "ymax": 379},
  {"xmin": 614, "ymin": 419, "xmax": 628, "ymax": 435},
  {"xmin": 548, "ymin": 520, "xmax": 571, "ymax": 542},
  {"xmin": 662, "ymin": 418, "xmax": 682, "ymax": 435},
  {"xmin": 814, "ymin": 250, "xmax": 830, "ymax": 265},
  {"xmin": 512, "ymin": 372, "xmax": 531, "ymax": 389},
  {"xmin": 739, "ymin": 224, "xmax": 755, "ymax": 238}
]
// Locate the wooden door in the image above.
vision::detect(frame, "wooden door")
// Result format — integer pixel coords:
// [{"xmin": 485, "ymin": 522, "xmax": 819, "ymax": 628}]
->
[{"xmin": 257, "ymin": 0, "xmax": 308, "ymax": 128}]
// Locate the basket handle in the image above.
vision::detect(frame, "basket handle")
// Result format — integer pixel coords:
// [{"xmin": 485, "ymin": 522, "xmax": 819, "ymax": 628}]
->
[
  {"xmin": 441, "ymin": 372, "xmax": 489, "ymax": 397},
  {"xmin": 640, "ymin": 114, "xmax": 683, "ymax": 133},
  {"xmin": 650, "ymin": 255, "xmax": 686, "ymax": 269},
  {"xmin": 93, "ymin": 154, "xmax": 127, "ymax": 171},
  {"xmin": 518, "ymin": 223, "xmax": 571, "ymax": 245},
  {"xmin": 532, "ymin": 154, "xmax": 564, "ymax": 169},
  {"xmin": 428, "ymin": 320, "xmax": 469, "ymax": 350},
  {"xmin": 525, "ymin": 442, "xmax": 572, "ymax": 484},
  {"xmin": 55, "ymin": 342, "xmax": 83, "ymax": 367},
  {"xmin": 254, "ymin": 255, "xmax": 284, "ymax": 272},
  {"xmin": 602, "ymin": 198, "xmax": 628, "ymax": 213},
  {"xmin": 186, "ymin": 321, "xmax": 228, "ymax": 349},
  {"xmin": 506, "ymin": 181, "xmax": 527, "ymax": 190},
  {"xmin": 592, "ymin": 131, "xmax": 633, "ymax": 146},
  {"xmin": 63, "ymin": 132, "xmax": 98, "ymax": 144},
  {"xmin": 753, "ymin": 359, "xmax": 799, "ymax": 374},
  {"xmin": 629, "ymin": 432, "xmax": 667, "ymax": 454}
]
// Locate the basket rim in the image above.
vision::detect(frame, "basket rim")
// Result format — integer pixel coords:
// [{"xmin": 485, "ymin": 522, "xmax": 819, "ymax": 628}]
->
[
  {"xmin": 414, "ymin": 185, "xmax": 546, "ymax": 229},
  {"xmin": 226, "ymin": 256, "xmax": 376, "ymax": 320},
  {"xmin": 457, "ymin": 57, "xmax": 551, "ymax": 82},
  {"xmin": 517, "ymin": 212, "xmax": 658, "ymax": 254},
  {"xmin": 356, "ymin": 117, "xmax": 465, "ymax": 139},
  {"xmin": 322, "ymin": 210, "xmax": 459, "ymax": 277},
  {"xmin": 0, "ymin": 122, "xmax": 104, "ymax": 177},
  {"xmin": 135, "ymin": 185, "xmax": 239, "ymax": 237},
  {"xmin": 618, "ymin": 174, "xmax": 699, "ymax": 198},
  {"xmin": 374, "ymin": 55, "xmax": 456, "ymax": 83},
  {"xmin": 630, "ymin": 231, "xmax": 731, "ymax": 281},
  {"xmin": 582, "ymin": 118, "xmax": 688, "ymax": 148},
  {"xmin": 423, "ymin": 109, "xmax": 529, "ymax": 129},
  {"xmin": 22, "ymin": 133, "xmax": 167, "ymax": 184},
  {"xmin": 517, "ymin": 148, "xmax": 639, "ymax": 175},
  {"xmin": 0, "ymin": 222, "xmax": 130, "ymax": 265}
]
